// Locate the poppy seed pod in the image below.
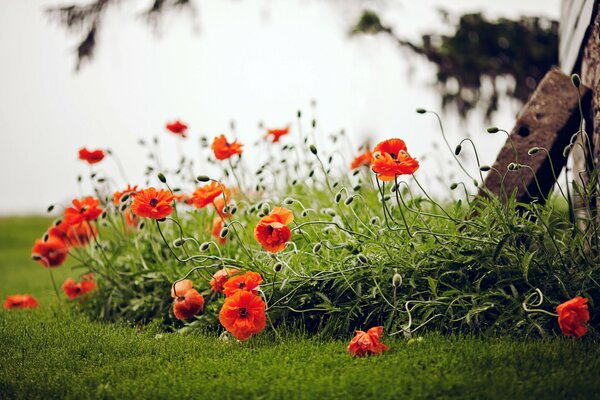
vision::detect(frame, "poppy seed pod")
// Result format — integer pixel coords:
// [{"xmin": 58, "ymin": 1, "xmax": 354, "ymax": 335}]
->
[
  {"xmin": 312, "ymin": 242, "xmax": 322, "ymax": 253},
  {"xmin": 309, "ymin": 145, "xmax": 317, "ymax": 155},
  {"xmin": 487, "ymin": 127, "xmax": 499, "ymax": 133},
  {"xmin": 392, "ymin": 273, "xmax": 402, "ymax": 287},
  {"xmin": 200, "ymin": 242, "xmax": 211, "ymax": 251},
  {"xmin": 416, "ymin": 108, "xmax": 426, "ymax": 114}
]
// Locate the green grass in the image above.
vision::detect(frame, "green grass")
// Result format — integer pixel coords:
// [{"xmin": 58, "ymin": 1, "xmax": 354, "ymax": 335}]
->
[{"xmin": 2, "ymin": 216, "xmax": 600, "ymax": 399}]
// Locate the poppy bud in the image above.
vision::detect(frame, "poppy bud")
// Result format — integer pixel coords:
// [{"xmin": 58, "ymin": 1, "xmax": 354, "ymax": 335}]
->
[
  {"xmin": 230, "ymin": 206, "xmax": 238, "ymax": 215},
  {"xmin": 528, "ymin": 147, "xmax": 540, "ymax": 155},
  {"xmin": 42, "ymin": 232, "xmax": 49, "ymax": 242},
  {"xmin": 450, "ymin": 183, "xmax": 458, "ymax": 190},
  {"xmin": 571, "ymin": 74, "xmax": 581, "ymax": 88},
  {"xmin": 292, "ymin": 179, "xmax": 298, "ymax": 186},
  {"xmin": 328, "ymin": 155, "xmax": 333, "ymax": 164},
  {"xmin": 392, "ymin": 273, "xmax": 402, "ymax": 287},
  {"xmin": 479, "ymin": 165, "xmax": 491, "ymax": 172},
  {"xmin": 416, "ymin": 108, "xmax": 426, "ymax": 114},
  {"xmin": 297, "ymin": 110, "xmax": 302, "ymax": 118},
  {"xmin": 32, "ymin": 254, "xmax": 42, "ymax": 261},
  {"xmin": 121, "ymin": 194, "xmax": 130, "ymax": 203},
  {"xmin": 344, "ymin": 196, "xmax": 355, "ymax": 205},
  {"xmin": 257, "ymin": 212, "xmax": 265, "ymax": 218},
  {"xmin": 357, "ymin": 254, "xmax": 368, "ymax": 264},
  {"xmin": 120, "ymin": 203, "xmax": 128, "ymax": 212},
  {"xmin": 313, "ymin": 243, "xmax": 322, "ymax": 253},
  {"xmin": 370, "ymin": 217, "xmax": 380, "ymax": 226},
  {"xmin": 301, "ymin": 210, "xmax": 309, "ymax": 217},
  {"xmin": 219, "ymin": 228, "xmax": 229, "ymax": 239},
  {"xmin": 390, "ymin": 183, "xmax": 398, "ymax": 192},
  {"xmin": 46, "ymin": 204, "xmax": 55, "ymax": 213},
  {"xmin": 508, "ymin": 163, "xmax": 521, "ymax": 171},
  {"xmin": 311, "ymin": 119, "xmax": 316, "ymax": 128},
  {"xmin": 335, "ymin": 192, "xmax": 342, "ymax": 203},
  {"xmin": 101, "ymin": 211, "xmax": 107, "ymax": 219},
  {"xmin": 273, "ymin": 262, "xmax": 284, "ymax": 273},
  {"xmin": 138, "ymin": 139, "xmax": 146, "ymax": 146},
  {"xmin": 323, "ymin": 208, "xmax": 336, "ymax": 217},
  {"xmin": 284, "ymin": 197, "xmax": 294, "ymax": 205},
  {"xmin": 487, "ymin": 127, "xmax": 499, "ymax": 133},
  {"xmin": 332, "ymin": 181, "xmax": 339, "ymax": 189},
  {"xmin": 261, "ymin": 203, "xmax": 270, "ymax": 214},
  {"xmin": 53, "ymin": 219, "xmax": 63, "ymax": 227},
  {"xmin": 157, "ymin": 217, "xmax": 166, "ymax": 222},
  {"xmin": 353, "ymin": 184, "xmax": 362, "ymax": 192},
  {"xmin": 383, "ymin": 195, "xmax": 391, "ymax": 202},
  {"xmin": 91, "ymin": 173, "xmax": 97, "ymax": 179},
  {"xmin": 309, "ymin": 145, "xmax": 317, "ymax": 155},
  {"xmin": 454, "ymin": 144, "xmax": 462, "ymax": 155},
  {"xmin": 352, "ymin": 170, "xmax": 360, "ymax": 177},
  {"xmin": 77, "ymin": 175, "xmax": 82, "ymax": 182},
  {"xmin": 196, "ymin": 175, "xmax": 210, "ymax": 182},
  {"xmin": 308, "ymin": 170, "xmax": 315, "ymax": 178},
  {"xmin": 157, "ymin": 173, "xmax": 167, "ymax": 183},
  {"xmin": 200, "ymin": 242, "xmax": 211, "ymax": 251},
  {"xmin": 173, "ymin": 238, "xmax": 185, "ymax": 247},
  {"xmin": 473, "ymin": 180, "xmax": 479, "ymax": 187},
  {"xmin": 139, "ymin": 222, "xmax": 145, "ymax": 230},
  {"xmin": 255, "ymin": 184, "xmax": 261, "ymax": 191}
]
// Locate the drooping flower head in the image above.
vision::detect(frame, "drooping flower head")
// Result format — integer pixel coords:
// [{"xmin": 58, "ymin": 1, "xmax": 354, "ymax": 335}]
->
[
  {"xmin": 171, "ymin": 279, "xmax": 193, "ymax": 298},
  {"xmin": 173, "ymin": 288, "xmax": 204, "ymax": 321},
  {"xmin": 351, "ymin": 149, "xmax": 373, "ymax": 170},
  {"xmin": 371, "ymin": 139, "xmax": 419, "ymax": 181},
  {"xmin": 219, "ymin": 290, "xmax": 266, "ymax": 341},
  {"xmin": 78, "ymin": 148, "xmax": 105, "ymax": 164},
  {"xmin": 222, "ymin": 271, "xmax": 263, "ymax": 297},
  {"xmin": 64, "ymin": 197, "xmax": 103, "ymax": 226},
  {"xmin": 557, "ymin": 296, "xmax": 590, "ymax": 338},
  {"xmin": 347, "ymin": 326, "xmax": 389, "ymax": 357},
  {"xmin": 254, "ymin": 207, "xmax": 293, "ymax": 253},
  {"xmin": 131, "ymin": 187, "xmax": 174, "ymax": 220},
  {"xmin": 62, "ymin": 275, "xmax": 97, "ymax": 300},
  {"xmin": 193, "ymin": 181, "xmax": 226, "ymax": 209},
  {"xmin": 31, "ymin": 233, "xmax": 68, "ymax": 268},
  {"xmin": 265, "ymin": 127, "xmax": 289, "ymax": 143},
  {"xmin": 3, "ymin": 294, "xmax": 38, "ymax": 310},
  {"xmin": 166, "ymin": 120, "xmax": 188, "ymax": 138},
  {"xmin": 49, "ymin": 220, "xmax": 96, "ymax": 247},
  {"xmin": 210, "ymin": 268, "xmax": 239, "ymax": 294},
  {"xmin": 211, "ymin": 134, "xmax": 243, "ymax": 160},
  {"xmin": 113, "ymin": 184, "xmax": 139, "ymax": 205}
]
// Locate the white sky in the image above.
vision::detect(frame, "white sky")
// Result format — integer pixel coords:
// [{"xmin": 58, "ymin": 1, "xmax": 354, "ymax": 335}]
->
[{"xmin": 0, "ymin": 0, "xmax": 560, "ymax": 214}]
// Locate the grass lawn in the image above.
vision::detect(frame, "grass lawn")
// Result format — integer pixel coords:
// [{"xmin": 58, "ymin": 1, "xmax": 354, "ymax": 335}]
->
[{"xmin": 1, "ymin": 216, "xmax": 600, "ymax": 399}]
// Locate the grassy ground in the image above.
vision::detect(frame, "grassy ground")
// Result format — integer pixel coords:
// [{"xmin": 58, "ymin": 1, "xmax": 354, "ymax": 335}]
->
[{"xmin": 2, "ymin": 216, "xmax": 600, "ymax": 399}]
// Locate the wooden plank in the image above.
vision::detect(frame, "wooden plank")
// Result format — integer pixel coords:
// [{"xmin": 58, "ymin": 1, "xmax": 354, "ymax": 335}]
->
[
  {"xmin": 560, "ymin": 0, "xmax": 596, "ymax": 72},
  {"xmin": 483, "ymin": 69, "xmax": 591, "ymax": 204}
]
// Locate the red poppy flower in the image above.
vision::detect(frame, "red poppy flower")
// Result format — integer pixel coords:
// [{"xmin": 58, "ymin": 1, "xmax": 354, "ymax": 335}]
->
[
  {"xmin": 254, "ymin": 207, "xmax": 293, "ymax": 253},
  {"xmin": 222, "ymin": 271, "xmax": 263, "ymax": 297},
  {"xmin": 3, "ymin": 294, "xmax": 38, "ymax": 310},
  {"xmin": 173, "ymin": 288, "xmax": 204, "ymax": 320},
  {"xmin": 113, "ymin": 185, "xmax": 139, "ymax": 205},
  {"xmin": 219, "ymin": 291, "xmax": 266, "ymax": 341},
  {"xmin": 371, "ymin": 139, "xmax": 419, "ymax": 181},
  {"xmin": 31, "ymin": 233, "xmax": 68, "ymax": 268},
  {"xmin": 193, "ymin": 181, "xmax": 225, "ymax": 209},
  {"xmin": 211, "ymin": 134, "xmax": 243, "ymax": 160},
  {"xmin": 265, "ymin": 127, "xmax": 289, "ymax": 143},
  {"xmin": 210, "ymin": 268, "xmax": 239, "ymax": 294},
  {"xmin": 171, "ymin": 279, "xmax": 193, "ymax": 298},
  {"xmin": 348, "ymin": 326, "xmax": 389, "ymax": 357},
  {"xmin": 123, "ymin": 209, "xmax": 140, "ymax": 228},
  {"xmin": 212, "ymin": 218, "xmax": 227, "ymax": 244},
  {"xmin": 557, "ymin": 296, "xmax": 590, "ymax": 338},
  {"xmin": 212, "ymin": 196, "xmax": 231, "ymax": 218},
  {"xmin": 78, "ymin": 148, "xmax": 105, "ymax": 164},
  {"xmin": 166, "ymin": 120, "xmax": 188, "ymax": 138},
  {"xmin": 64, "ymin": 197, "xmax": 103, "ymax": 226},
  {"xmin": 351, "ymin": 149, "xmax": 373, "ymax": 170},
  {"xmin": 62, "ymin": 276, "xmax": 97, "ymax": 300},
  {"xmin": 131, "ymin": 187, "xmax": 174, "ymax": 220},
  {"xmin": 174, "ymin": 193, "xmax": 194, "ymax": 205},
  {"xmin": 50, "ymin": 220, "xmax": 96, "ymax": 247}
]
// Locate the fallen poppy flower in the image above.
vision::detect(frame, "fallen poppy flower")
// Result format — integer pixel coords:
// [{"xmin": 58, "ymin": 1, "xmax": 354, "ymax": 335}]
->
[
  {"xmin": 113, "ymin": 184, "xmax": 139, "ymax": 205},
  {"xmin": 254, "ymin": 207, "xmax": 293, "ymax": 253},
  {"xmin": 193, "ymin": 181, "xmax": 225, "ymax": 209},
  {"xmin": 62, "ymin": 276, "xmax": 97, "ymax": 300},
  {"xmin": 265, "ymin": 127, "xmax": 289, "ymax": 143},
  {"xmin": 348, "ymin": 326, "xmax": 389, "ymax": 357},
  {"xmin": 212, "ymin": 218, "xmax": 227, "ymax": 244},
  {"xmin": 219, "ymin": 290, "xmax": 266, "ymax": 341},
  {"xmin": 131, "ymin": 187, "xmax": 174, "ymax": 220},
  {"xmin": 211, "ymin": 134, "xmax": 243, "ymax": 160},
  {"xmin": 171, "ymin": 279, "xmax": 193, "ymax": 298},
  {"xmin": 173, "ymin": 288, "xmax": 204, "ymax": 320},
  {"xmin": 63, "ymin": 197, "xmax": 103, "ymax": 226},
  {"xmin": 557, "ymin": 296, "xmax": 590, "ymax": 338},
  {"xmin": 78, "ymin": 148, "xmax": 105, "ymax": 164},
  {"xmin": 210, "ymin": 268, "xmax": 239, "ymax": 294},
  {"xmin": 3, "ymin": 294, "xmax": 38, "ymax": 310},
  {"xmin": 166, "ymin": 120, "xmax": 188, "ymax": 138},
  {"xmin": 371, "ymin": 138, "xmax": 419, "ymax": 181},
  {"xmin": 222, "ymin": 271, "xmax": 263, "ymax": 297},
  {"xmin": 31, "ymin": 233, "xmax": 68, "ymax": 268},
  {"xmin": 351, "ymin": 149, "xmax": 373, "ymax": 170}
]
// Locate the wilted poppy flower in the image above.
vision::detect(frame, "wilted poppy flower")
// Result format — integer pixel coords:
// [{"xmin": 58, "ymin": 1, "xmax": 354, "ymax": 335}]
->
[
  {"xmin": 78, "ymin": 148, "xmax": 105, "ymax": 164},
  {"xmin": 371, "ymin": 139, "xmax": 419, "ymax": 181},
  {"xmin": 222, "ymin": 271, "xmax": 263, "ymax": 297},
  {"xmin": 348, "ymin": 326, "xmax": 389, "ymax": 357},
  {"xmin": 64, "ymin": 197, "xmax": 103, "ymax": 226},
  {"xmin": 210, "ymin": 268, "xmax": 239, "ymax": 294},
  {"xmin": 351, "ymin": 149, "xmax": 373, "ymax": 170},
  {"xmin": 265, "ymin": 127, "xmax": 289, "ymax": 143},
  {"xmin": 211, "ymin": 134, "xmax": 243, "ymax": 160},
  {"xmin": 50, "ymin": 220, "xmax": 96, "ymax": 247},
  {"xmin": 219, "ymin": 290, "xmax": 266, "ymax": 341},
  {"xmin": 31, "ymin": 233, "xmax": 68, "ymax": 268},
  {"xmin": 166, "ymin": 120, "xmax": 188, "ymax": 138},
  {"xmin": 62, "ymin": 275, "xmax": 97, "ymax": 300},
  {"xmin": 131, "ymin": 187, "xmax": 174, "ymax": 220},
  {"xmin": 212, "ymin": 218, "xmax": 227, "ymax": 244},
  {"xmin": 171, "ymin": 279, "xmax": 193, "ymax": 298},
  {"xmin": 193, "ymin": 181, "xmax": 225, "ymax": 209},
  {"xmin": 173, "ymin": 288, "xmax": 204, "ymax": 320},
  {"xmin": 3, "ymin": 294, "xmax": 38, "ymax": 310},
  {"xmin": 254, "ymin": 207, "xmax": 293, "ymax": 253},
  {"xmin": 557, "ymin": 296, "xmax": 590, "ymax": 338},
  {"xmin": 113, "ymin": 185, "xmax": 138, "ymax": 205}
]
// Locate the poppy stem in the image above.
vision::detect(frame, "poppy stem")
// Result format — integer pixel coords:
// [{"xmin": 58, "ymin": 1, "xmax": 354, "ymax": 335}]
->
[{"xmin": 48, "ymin": 269, "xmax": 61, "ymax": 302}]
